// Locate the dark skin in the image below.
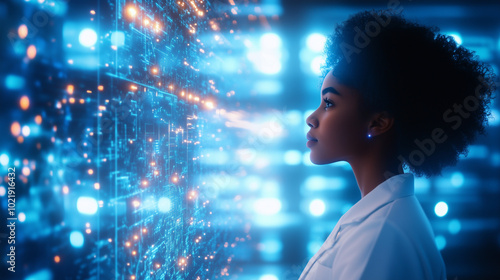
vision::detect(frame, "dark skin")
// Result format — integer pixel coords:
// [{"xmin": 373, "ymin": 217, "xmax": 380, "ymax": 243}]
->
[{"xmin": 306, "ymin": 69, "xmax": 404, "ymax": 198}]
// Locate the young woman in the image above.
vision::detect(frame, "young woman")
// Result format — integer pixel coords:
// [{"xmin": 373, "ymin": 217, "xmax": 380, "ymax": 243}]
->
[{"xmin": 300, "ymin": 9, "xmax": 496, "ymax": 280}]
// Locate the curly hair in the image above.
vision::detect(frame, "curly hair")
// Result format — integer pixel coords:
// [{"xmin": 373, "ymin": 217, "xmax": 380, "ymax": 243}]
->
[{"xmin": 320, "ymin": 9, "xmax": 497, "ymax": 178}]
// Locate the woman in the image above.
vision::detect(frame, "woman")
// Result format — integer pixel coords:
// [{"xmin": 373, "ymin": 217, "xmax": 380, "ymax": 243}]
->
[{"xmin": 300, "ymin": 9, "xmax": 496, "ymax": 280}]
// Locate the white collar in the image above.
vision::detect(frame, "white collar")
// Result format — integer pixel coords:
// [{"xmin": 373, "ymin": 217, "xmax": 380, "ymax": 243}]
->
[{"xmin": 337, "ymin": 173, "xmax": 415, "ymax": 226}]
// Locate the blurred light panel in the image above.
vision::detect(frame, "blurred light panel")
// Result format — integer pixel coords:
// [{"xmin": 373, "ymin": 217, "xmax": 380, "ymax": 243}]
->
[
  {"xmin": 283, "ymin": 150, "xmax": 302, "ymax": 165},
  {"xmin": 448, "ymin": 219, "xmax": 462, "ymax": 234},
  {"xmin": 450, "ymin": 172, "xmax": 464, "ymax": 187},
  {"xmin": 69, "ymin": 231, "xmax": 84, "ymax": 248},
  {"xmin": 306, "ymin": 33, "xmax": 326, "ymax": 52},
  {"xmin": 157, "ymin": 197, "xmax": 172, "ymax": 213},
  {"xmin": 79, "ymin": 28, "xmax": 97, "ymax": 47},
  {"xmin": 309, "ymin": 199, "xmax": 326, "ymax": 216},
  {"xmin": 5, "ymin": 75, "xmax": 25, "ymax": 90},
  {"xmin": 110, "ymin": 31, "xmax": 125, "ymax": 47},
  {"xmin": 25, "ymin": 269, "xmax": 53, "ymax": 280},
  {"xmin": 435, "ymin": 235, "xmax": 447, "ymax": 251},
  {"xmin": 76, "ymin": 196, "xmax": 98, "ymax": 215},
  {"xmin": 260, "ymin": 33, "xmax": 282, "ymax": 49},
  {"xmin": 260, "ymin": 237, "xmax": 283, "ymax": 262},
  {"xmin": 310, "ymin": 55, "xmax": 325, "ymax": 76},
  {"xmin": 254, "ymin": 198, "xmax": 282, "ymax": 215},
  {"xmin": 260, "ymin": 275, "xmax": 279, "ymax": 280},
  {"xmin": 285, "ymin": 110, "xmax": 303, "ymax": 126},
  {"xmin": 446, "ymin": 32, "xmax": 462, "ymax": 45},
  {"xmin": 253, "ymin": 80, "xmax": 283, "ymax": 95},
  {"xmin": 0, "ymin": 153, "xmax": 9, "ymax": 166},
  {"xmin": 434, "ymin": 201, "xmax": 449, "ymax": 217}
]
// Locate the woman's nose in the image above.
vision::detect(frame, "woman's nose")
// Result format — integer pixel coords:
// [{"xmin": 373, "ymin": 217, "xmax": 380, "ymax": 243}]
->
[{"xmin": 306, "ymin": 115, "xmax": 317, "ymax": 128}]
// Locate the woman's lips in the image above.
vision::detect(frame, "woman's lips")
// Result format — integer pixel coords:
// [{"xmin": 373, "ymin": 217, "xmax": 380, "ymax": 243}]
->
[
  {"xmin": 306, "ymin": 140, "xmax": 318, "ymax": 148},
  {"xmin": 306, "ymin": 132, "xmax": 318, "ymax": 148}
]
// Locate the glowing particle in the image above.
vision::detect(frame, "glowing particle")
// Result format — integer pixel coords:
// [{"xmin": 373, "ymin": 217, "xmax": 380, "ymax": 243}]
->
[
  {"xmin": 18, "ymin": 212, "xmax": 26, "ymax": 222},
  {"xmin": 132, "ymin": 251, "xmax": 136, "ymax": 256},
  {"xmin": 22, "ymin": 166, "xmax": 30, "ymax": 176},
  {"xmin": 94, "ymin": 183, "xmax": 100, "ymax": 189},
  {"xmin": 132, "ymin": 200, "xmax": 140, "ymax": 207},
  {"xmin": 434, "ymin": 201, "xmax": 449, "ymax": 217},
  {"xmin": 35, "ymin": 115, "xmax": 42, "ymax": 124},
  {"xmin": 79, "ymin": 28, "xmax": 97, "ymax": 47},
  {"xmin": 11, "ymin": 122, "xmax": 21, "ymax": 136},
  {"xmin": 21, "ymin": 125, "xmax": 30, "ymax": 137},
  {"xmin": 62, "ymin": 186, "xmax": 69, "ymax": 194},
  {"xmin": 70, "ymin": 231, "xmax": 84, "ymax": 248},
  {"xmin": 125, "ymin": 241, "xmax": 131, "ymax": 247},
  {"xmin": 27, "ymin": 45, "xmax": 36, "ymax": 59},
  {"xmin": 98, "ymin": 85, "xmax": 104, "ymax": 91},
  {"xmin": 18, "ymin": 24, "xmax": 28, "ymax": 39},
  {"xmin": 54, "ymin": 256, "xmax": 60, "ymax": 263},
  {"xmin": 205, "ymin": 101, "xmax": 214, "ymax": 109},
  {"xmin": 77, "ymin": 196, "xmax": 98, "ymax": 215},
  {"xmin": 144, "ymin": 19, "xmax": 149, "ymax": 26},
  {"xmin": 88, "ymin": 169, "xmax": 94, "ymax": 175},
  {"xmin": 127, "ymin": 6, "xmax": 137, "ymax": 17},
  {"xmin": 86, "ymin": 228, "xmax": 91, "ymax": 234},
  {"xmin": 67, "ymin": 84, "xmax": 74, "ymax": 94}
]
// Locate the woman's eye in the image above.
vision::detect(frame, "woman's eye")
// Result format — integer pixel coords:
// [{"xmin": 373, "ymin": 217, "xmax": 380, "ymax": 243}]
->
[{"xmin": 323, "ymin": 98, "xmax": 334, "ymax": 109}]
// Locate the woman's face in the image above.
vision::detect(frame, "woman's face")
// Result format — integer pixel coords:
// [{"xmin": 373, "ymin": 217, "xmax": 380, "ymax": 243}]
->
[{"xmin": 306, "ymin": 70, "xmax": 371, "ymax": 164}]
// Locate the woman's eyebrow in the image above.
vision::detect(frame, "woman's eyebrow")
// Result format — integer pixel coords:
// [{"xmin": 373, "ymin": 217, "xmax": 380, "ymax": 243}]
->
[{"xmin": 322, "ymin": 86, "xmax": 342, "ymax": 97}]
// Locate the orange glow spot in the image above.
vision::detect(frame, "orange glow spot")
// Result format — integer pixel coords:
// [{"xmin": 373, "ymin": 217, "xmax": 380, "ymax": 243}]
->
[
  {"xmin": 27, "ymin": 45, "xmax": 36, "ymax": 59},
  {"xmin": 54, "ymin": 256, "xmax": 60, "ymax": 263},
  {"xmin": 94, "ymin": 183, "xmax": 100, "ymax": 189},
  {"xmin": 86, "ymin": 228, "xmax": 91, "ymax": 234},
  {"xmin": 67, "ymin": 84, "xmax": 74, "ymax": 94},
  {"xmin": 98, "ymin": 85, "xmax": 104, "ymax": 91},
  {"xmin": 88, "ymin": 169, "xmax": 94, "ymax": 175},
  {"xmin": 142, "ymin": 228, "xmax": 147, "ymax": 233},
  {"xmin": 69, "ymin": 97, "xmax": 75, "ymax": 104},
  {"xmin": 142, "ymin": 180, "xmax": 148, "ymax": 186},
  {"xmin": 132, "ymin": 200, "xmax": 140, "ymax": 207},
  {"xmin": 125, "ymin": 241, "xmax": 131, "ymax": 247},
  {"xmin": 127, "ymin": 6, "xmax": 137, "ymax": 17},
  {"xmin": 11, "ymin": 122, "xmax": 21, "ymax": 136},
  {"xmin": 144, "ymin": 19, "xmax": 149, "ymax": 26},
  {"xmin": 90, "ymin": 10, "xmax": 95, "ymax": 15},
  {"xmin": 20, "ymin": 96, "xmax": 30, "ymax": 110},
  {"xmin": 22, "ymin": 167, "xmax": 30, "ymax": 176},
  {"xmin": 79, "ymin": 99, "xmax": 85, "ymax": 104},
  {"xmin": 134, "ymin": 235, "xmax": 138, "ymax": 240},
  {"xmin": 35, "ymin": 115, "xmax": 42, "ymax": 124},
  {"xmin": 18, "ymin": 24, "xmax": 28, "ymax": 39},
  {"xmin": 132, "ymin": 250, "xmax": 136, "ymax": 256},
  {"xmin": 62, "ymin": 186, "xmax": 69, "ymax": 194}
]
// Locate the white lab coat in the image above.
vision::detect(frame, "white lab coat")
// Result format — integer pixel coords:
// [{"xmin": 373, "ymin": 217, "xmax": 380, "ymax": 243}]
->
[{"xmin": 299, "ymin": 173, "xmax": 446, "ymax": 280}]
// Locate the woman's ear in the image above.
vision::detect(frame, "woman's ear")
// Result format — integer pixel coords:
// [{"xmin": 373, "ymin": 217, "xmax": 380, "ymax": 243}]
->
[{"xmin": 367, "ymin": 111, "xmax": 395, "ymax": 137}]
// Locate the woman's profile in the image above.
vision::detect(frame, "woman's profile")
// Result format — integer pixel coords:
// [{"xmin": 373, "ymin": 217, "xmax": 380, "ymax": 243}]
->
[{"xmin": 300, "ymin": 9, "xmax": 496, "ymax": 280}]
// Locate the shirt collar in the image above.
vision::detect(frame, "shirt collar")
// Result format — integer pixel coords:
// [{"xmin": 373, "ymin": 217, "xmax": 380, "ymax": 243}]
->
[{"xmin": 338, "ymin": 173, "xmax": 415, "ymax": 226}]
